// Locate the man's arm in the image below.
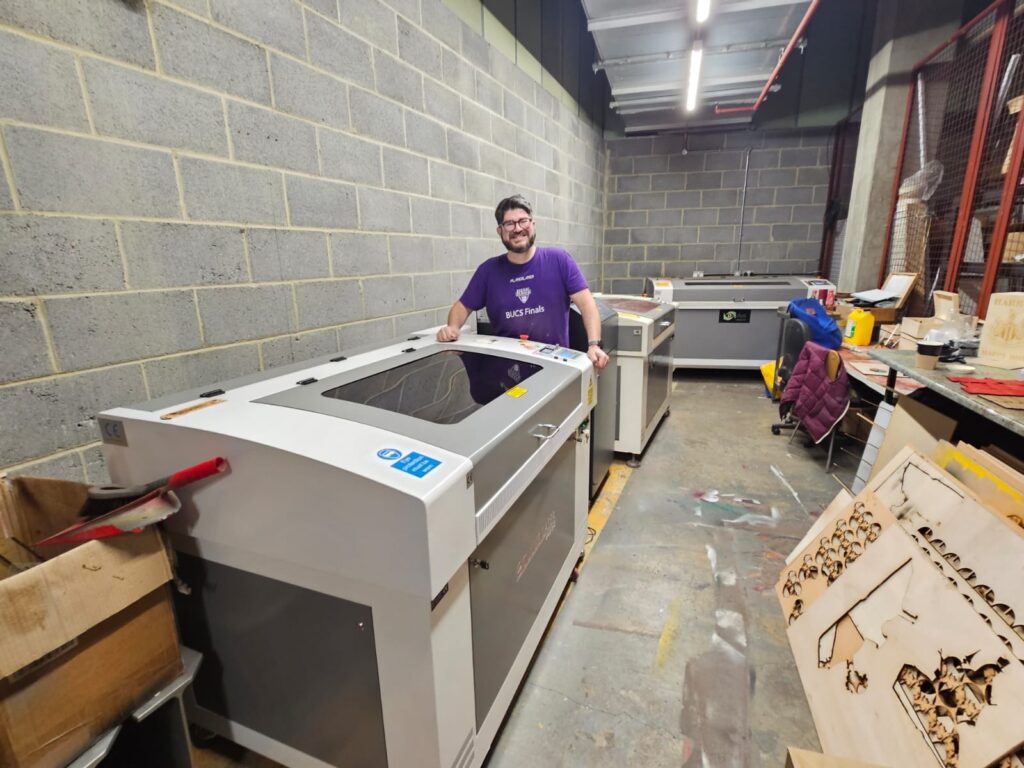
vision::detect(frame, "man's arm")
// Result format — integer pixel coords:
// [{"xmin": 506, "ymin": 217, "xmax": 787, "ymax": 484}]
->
[
  {"xmin": 570, "ymin": 288, "xmax": 610, "ymax": 370},
  {"xmin": 437, "ymin": 300, "xmax": 472, "ymax": 342}
]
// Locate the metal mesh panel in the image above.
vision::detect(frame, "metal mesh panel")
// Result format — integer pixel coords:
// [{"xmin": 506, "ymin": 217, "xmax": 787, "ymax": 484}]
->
[
  {"xmin": 983, "ymin": 2, "xmax": 1024, "ymax": 307},
  {"xmin": 953, "ymin": 4, "xmax": 1024, "ymax": 313},
  {"xmin": 885, "ymin": 11, "xmax": 997, "ymax": 315}
]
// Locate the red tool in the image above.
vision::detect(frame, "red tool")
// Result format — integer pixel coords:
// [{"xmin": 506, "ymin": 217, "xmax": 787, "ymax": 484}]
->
[{"xmin": 36, "ymin": 458, "xmax": 228, "ymax": 546}]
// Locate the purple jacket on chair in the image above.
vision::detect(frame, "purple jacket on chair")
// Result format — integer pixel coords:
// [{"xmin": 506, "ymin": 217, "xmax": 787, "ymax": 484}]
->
[{"xmin": 779, "ymin": 341, "xmax": 850, "ymax": 444}]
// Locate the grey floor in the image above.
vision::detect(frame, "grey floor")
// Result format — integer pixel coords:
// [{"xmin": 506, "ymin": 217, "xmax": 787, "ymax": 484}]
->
[{"xmin": 485, "ymin": 370, "xmax": 860, "ymax": 768}]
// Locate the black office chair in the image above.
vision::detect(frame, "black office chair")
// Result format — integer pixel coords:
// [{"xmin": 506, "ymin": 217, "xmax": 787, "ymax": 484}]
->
[
  {"xmin": 770, "ymin": 316, "xmax": 812, "ymax": 407},
  {"xmin": 772, "ymin": 342, "xmax": 853, "ymax": 470}
]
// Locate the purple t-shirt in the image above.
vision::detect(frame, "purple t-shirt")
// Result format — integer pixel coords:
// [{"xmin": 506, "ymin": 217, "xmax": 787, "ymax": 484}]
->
[{"xmin": 460, "ymin": 247, "xmax": 589, "ymax": 346}]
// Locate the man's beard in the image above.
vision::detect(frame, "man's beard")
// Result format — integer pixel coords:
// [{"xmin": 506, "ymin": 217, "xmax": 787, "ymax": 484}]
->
[{"xmin": 501, "ymin": 231, "xmax": 536, "ymax": 254}]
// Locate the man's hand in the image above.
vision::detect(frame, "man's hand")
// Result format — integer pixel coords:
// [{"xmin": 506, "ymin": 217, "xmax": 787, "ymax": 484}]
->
[
  {"xmin": 587, "ymin": 345, "xmax": 610, "ymax": 370},
  {"xmin": 436, "ymin": 324, "xmax": 461, "ymax": 342}
]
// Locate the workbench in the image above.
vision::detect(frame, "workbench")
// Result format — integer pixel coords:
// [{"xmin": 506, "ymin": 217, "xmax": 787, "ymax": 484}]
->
[{"xmin": 867, "ymin": 348, "xmax": 1024, "ymax": 438}]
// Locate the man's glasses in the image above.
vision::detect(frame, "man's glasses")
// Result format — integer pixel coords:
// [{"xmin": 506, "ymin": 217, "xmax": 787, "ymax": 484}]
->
[{"xmin": 499, "ymin": 217, "xmax": 533, "ymax": 231}]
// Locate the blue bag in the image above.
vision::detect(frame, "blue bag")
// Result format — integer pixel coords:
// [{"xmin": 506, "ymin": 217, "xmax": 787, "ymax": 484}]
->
[{"xmin": 787, "ymin": 298, "xmax": 842, "ymax": 350}]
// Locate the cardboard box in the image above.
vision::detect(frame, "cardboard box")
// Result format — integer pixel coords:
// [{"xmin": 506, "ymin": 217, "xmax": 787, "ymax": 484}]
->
[
  {"xmin": 899, "ymin": 313, "xmax": 979, "ymax": 350},
  {"xmin": 840, "ymin": 407, "xmax": 873, "ymax": 443},
  {"xmin": 900, "ymin": 316, "xmax": 944, "ymax": 339},
  {"xmin": 897, "ymin": 334, "xmax": 918, "ymax": 351},
  {"xmin": 0, "ymin": 476, "xmax": 182, "ymax": 768}
]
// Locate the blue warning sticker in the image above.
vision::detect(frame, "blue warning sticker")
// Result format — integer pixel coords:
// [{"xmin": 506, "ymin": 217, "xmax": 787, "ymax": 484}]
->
[{"xmin": 391, "ymin": 451, "xmax": 441, "ymax": 478}]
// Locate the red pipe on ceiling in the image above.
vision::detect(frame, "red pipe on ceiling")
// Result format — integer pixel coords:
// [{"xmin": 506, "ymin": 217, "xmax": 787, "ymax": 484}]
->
[{"xmin": 714, "ymin": 0, "xmax": 822, "ymax": 114}]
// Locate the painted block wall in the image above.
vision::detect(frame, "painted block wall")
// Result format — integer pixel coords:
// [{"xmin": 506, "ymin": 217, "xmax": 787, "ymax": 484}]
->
[
  {"xmin": 0, "ymin": 0, "xmax": 605, "ymax": 482},
  {"xmin": 603, "ymin": 130, "xmax": 831, "ymax": 295}
]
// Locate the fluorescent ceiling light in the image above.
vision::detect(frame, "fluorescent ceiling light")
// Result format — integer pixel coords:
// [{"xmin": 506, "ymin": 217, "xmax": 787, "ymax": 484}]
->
[
  {"xmin": 696, "ymin": 0, "xmax": 711, "ymax": 23},
  {"xmin": 686, "ymin": 43, "xmax": 703, "ymax": 112}
]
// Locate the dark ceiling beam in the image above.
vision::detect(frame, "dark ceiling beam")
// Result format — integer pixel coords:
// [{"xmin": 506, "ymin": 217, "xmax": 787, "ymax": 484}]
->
[
  {"xmin": 612, "ymin": 72, "xmax": 775, "ymax": 98},
  {"xmin": 623, "ymin": 115, "xmax": 753, "ymax": 133},
  {"xmin": 594, "ymin": 38, "xmax": 792, "ymax": 73},
  {"xmin": 611, "ymin": 84, "xmax": 772, "ymax": 113}
]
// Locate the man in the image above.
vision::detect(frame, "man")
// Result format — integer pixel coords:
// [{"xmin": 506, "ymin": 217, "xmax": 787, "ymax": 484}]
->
[{"xmin": 436, "ymin": 195, "xmax": 610, "ymax": 370}]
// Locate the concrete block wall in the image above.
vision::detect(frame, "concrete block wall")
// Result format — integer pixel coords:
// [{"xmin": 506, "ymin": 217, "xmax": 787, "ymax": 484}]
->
[
  {"xmin": 603, "ymin": 130, "xmax": 830, "ymax": 294},
  {"xmin": 0, "ymin": 0, "xmax": 605, "ymax": 482}
]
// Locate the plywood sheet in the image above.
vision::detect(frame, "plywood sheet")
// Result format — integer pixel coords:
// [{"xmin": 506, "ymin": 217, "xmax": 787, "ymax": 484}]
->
[
  {"xmin": 868, "ymin": 449, "xmax": 1024, "ymax": 661},
  {"xmin": 977, "ymin": 292, "xmax": 1024, "ymax": 369},
  {"xmin": 981, "ymin": 444, "xmax": 1024, "ymax": 478},
  {"xmin": 788, "ymin": 525, "xmax": 1024, "ymax": 768},
  {"xmin": 785, "ymin": 490, "xmax": 854, "ymax": 566},
  {"xmin": 934, "ymin": 441, "xmax": 1024, "ymax": 537},
  {"xmin": 786, "ymin": 746, "xmax": 885, "ymax": 767},
  {"xmin": 777, "ymin": 491, "xmax": 895, "ymax": 627}
]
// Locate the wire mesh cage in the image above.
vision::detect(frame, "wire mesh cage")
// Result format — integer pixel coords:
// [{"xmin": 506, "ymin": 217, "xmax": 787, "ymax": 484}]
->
[
  {"xmin": 983, "ymin": 3, "xmax": 1024, "ymax": 310},
  {"xmin": 884, "ymin": 9, "xmax": 998, "ymax": 316},
  {"xmin": 883, "ymin": 0, "xmax": 1024, "ymax": 318}
]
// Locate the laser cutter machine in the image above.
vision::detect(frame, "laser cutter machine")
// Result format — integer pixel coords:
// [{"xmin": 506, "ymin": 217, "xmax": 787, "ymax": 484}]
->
[
  {"xmin": 97, "ymin": 330, "xmax": 595, "ymax": 768},
  {"xmin": 645, "ymin": 275, "xmax": 836, "ymax": 368},
  {"xmin": 592, "ymin": 294, "xmax": 675, "ymax": 464}
]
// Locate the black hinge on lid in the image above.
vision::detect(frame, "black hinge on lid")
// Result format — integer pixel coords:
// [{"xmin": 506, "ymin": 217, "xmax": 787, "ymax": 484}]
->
[
  {"xmin": 329, "ymin": 355, "xmax": 347, "ymax": 362},
  {"xmin": 402, "ymin": 347, "xmax": 416, "ymax": 353},
  {"xmin": 430, "ymin": 583, "xmax": 449, "ymax": 611},
  {"xmin": 200, "ymin": 388, "xmax": 225, "ymax": 398},
  {"xmin": 407, "ymin": 335, "xmax": 421, "ymax": 341},
  {"xmin": 296, "ymin": 377, "xmax": 318, "ymax": 385}
]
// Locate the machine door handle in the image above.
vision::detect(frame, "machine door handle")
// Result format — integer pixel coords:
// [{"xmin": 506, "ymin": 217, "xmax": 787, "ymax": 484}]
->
[{"xmin": 529, "ymin": 423, "xmax": 558, "ymax": 440}]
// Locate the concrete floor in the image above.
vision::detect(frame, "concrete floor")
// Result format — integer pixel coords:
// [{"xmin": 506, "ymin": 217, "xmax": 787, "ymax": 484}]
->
[
  {"xmin": 484, "ymin": 370, "xmax": 859, "ymax": 768},
  {"xmin": 194, "ymin": 370, "xmax": 859, "ymax": 768}
]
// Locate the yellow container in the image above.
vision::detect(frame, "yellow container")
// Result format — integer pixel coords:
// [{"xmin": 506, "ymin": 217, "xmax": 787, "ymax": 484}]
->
[{"xmin": 844, "ymin": 308, "xmax": 875, "ymax": 346}]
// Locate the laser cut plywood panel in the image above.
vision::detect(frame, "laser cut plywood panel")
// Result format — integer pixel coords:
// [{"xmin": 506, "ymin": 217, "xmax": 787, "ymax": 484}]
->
[
  {"xmin": 977, "ymin": 293, "xmax": 1024, "ymax": 369},
  {"xmin": 786, "ymin": 490, "xmax": 855, "ymax": 567},
  {"xmin": 787, "ymin": 525, "xmax": 1024, "ymax": 768},
  {"xmin": 776, "ymin": 491, "xmax": 895, "ymax": 627},
  {"xmin": 868, "ymin": 449, "xmax": 1024, "ymax": 653}
]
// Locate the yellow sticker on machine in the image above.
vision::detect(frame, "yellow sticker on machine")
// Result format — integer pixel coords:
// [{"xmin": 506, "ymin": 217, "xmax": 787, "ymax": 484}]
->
[
  {"xmin": 587, "ymin": 379, "xmax": 594, "ymax": 407},
  {"xmin": 505, "ymin": 385, "xmax": 527, "ymax": 398},
  {"xmin": 653, "ymin": 279, "xmax": 671, "ymax": 288}
]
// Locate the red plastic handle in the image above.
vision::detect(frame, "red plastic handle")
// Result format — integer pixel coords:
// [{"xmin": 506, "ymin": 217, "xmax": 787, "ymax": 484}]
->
[{"xmin": 165, "ymin": 457, "xmax": 227, "ymax": 490}]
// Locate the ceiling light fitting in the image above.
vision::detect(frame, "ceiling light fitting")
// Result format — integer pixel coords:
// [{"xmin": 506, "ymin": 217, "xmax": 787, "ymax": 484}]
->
[{"xmin": 685, "ymin": 42, "xmax": 703, "ymax": 112}]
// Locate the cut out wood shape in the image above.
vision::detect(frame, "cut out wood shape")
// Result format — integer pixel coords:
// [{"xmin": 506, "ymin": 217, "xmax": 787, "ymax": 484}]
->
[
  {"xmin": 896, "ymin": 654, "xmax": 1010, "ymax": 768},
  {"xmin": 786, "ymin": 490, "xmax": 856, "ymax": 567},
  {"xmin": 786, "ymin": 523, "xmax": 1024, "ymax": 768},
  {"xmin": 777, "ymin": 491, "xmax": 895, "ymax": 624},
  {"xmin": 976, "ymin": 292, "xmax": 1024, "ymax": 369}
]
